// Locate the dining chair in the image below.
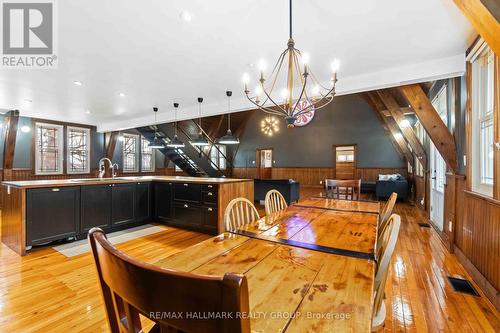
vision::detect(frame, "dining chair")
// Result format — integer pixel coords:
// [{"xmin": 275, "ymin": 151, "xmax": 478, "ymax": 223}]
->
[
  {"xmin": 378, "ymin": 192, "xmax": 398, "ymax": 236},
  {"xmin": 264, "ymin": 189, "xmax": 288, "ymax": 215},
  {"xmin": 324, "ymin": 179, "xmax": 361, "ymax": 200},
  {"xmin": 372, "ymin": 214, "xmax": 401, "ymax": 331},
  {"xmin": 88, "ymin": 228, "xmax": 251, "ymax": 333},
  {"xmin": 224, "ymin": 197, "xmax": 260, "ymax": 231}
]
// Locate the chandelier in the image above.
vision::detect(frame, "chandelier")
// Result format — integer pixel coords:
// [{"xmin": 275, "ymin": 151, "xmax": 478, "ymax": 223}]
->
[
  {"xmin": 261, "ymin": 116, "xmax": 279, "ymax": 136},
  {"xmin": 243, "ymin": 0, "xmax": 339, "ymax": 128}
]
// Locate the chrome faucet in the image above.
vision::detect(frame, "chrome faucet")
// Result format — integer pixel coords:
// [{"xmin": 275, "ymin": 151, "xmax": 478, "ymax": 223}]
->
[
  {"xmin": 98, "ymin": 158, "xmax": 113, "ymax": 179},
  {"xmin": 112, "ymin": 163, "xmax": 119, "ymax": 178}
]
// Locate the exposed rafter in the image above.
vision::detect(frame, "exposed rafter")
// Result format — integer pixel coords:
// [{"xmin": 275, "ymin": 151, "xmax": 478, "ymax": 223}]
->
[
  {"xmin": 453, "ymin": 0, "xmax": 500, "ymax": 56},
  {"xmin": 2, "ymin": 110, "xmax": 20, "ymax": 181},
  {"xmin": 400, "ymin": 84, "xmax": 458, "ymax": 173},
  {"xmin": 377, "ymin": 89, "xmax": 428, "ymax": 169}
]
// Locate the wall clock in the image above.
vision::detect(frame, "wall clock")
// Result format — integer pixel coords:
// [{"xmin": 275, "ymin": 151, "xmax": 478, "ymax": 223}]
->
[{"xmin": 294, "ymin": 100, "xmax": 315, "ymax": 127}]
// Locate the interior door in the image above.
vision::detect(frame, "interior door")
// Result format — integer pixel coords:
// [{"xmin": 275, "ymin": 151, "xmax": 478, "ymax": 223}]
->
[
  {"xmin": 430, "ymin": 139, "xmax": 446, "ymax": 231},
  {"xmin": 334, "ymin": 145, "xmax": 356, "ymax": 179},
  {"xmin": 256, "ymin": 149, "xmax": 273, "ymax": 179}
]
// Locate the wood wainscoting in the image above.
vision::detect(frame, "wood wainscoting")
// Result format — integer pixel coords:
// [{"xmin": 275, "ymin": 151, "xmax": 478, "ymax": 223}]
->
[
  {"xmin": 232, "ymin": 166, "xmax": 407, "ymax": 186},
  {"xmin": 453, "ymin": 179, "xmax": 500, "ymax": 309}
]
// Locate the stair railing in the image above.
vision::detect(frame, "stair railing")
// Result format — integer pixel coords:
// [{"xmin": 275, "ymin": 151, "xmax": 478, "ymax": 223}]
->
[{"xmin": 189, "ymin": 119, "xmax": 235, "ymax": 171}]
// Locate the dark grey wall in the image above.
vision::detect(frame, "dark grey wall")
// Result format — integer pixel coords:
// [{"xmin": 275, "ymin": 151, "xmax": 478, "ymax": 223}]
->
[{"xmin": 234, "ymin": 94, "xmax": 404, "ymax": 168}]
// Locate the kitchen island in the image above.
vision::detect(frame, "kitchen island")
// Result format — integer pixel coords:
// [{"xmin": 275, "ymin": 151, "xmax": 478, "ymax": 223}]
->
[{"xmin": 1, "ymin": 176, "xmax": 253, "ymax": 255}]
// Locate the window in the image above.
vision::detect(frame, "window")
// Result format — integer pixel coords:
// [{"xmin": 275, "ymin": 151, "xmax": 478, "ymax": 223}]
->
[
  {"xmin": 414, "ymin": 121, "xmax": 425, "ymax": 177},
  {"xmin": 210, "ymin": 145, "xmax": 227, "ymax": 170},
  {"xmin": 35, "ymin": 123, "xmax": 64, "ymax": 175},
  {"xmin": 122, "ymin": 133, "xmax": 139, "ymax": 173},
  {"xmin": 335, "ymin": 146, "xmax": 355, "ymax": 162},
  {"xmin": 471, "ymin": 46, "xmax": 494, "ymax": 196},
  {"xmin": 141, "ymin": 137, "xmax": 155, "ymax": 172},
  {"xmin": 67, "ymin": 126, "xmax": 90, "ymax": 174}
]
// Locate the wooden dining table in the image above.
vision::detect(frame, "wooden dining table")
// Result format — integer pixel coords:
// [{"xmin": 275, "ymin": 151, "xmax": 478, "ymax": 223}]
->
[{"xmin": 155, "ymin": 197, "xmax": 380, "ymax": 332}]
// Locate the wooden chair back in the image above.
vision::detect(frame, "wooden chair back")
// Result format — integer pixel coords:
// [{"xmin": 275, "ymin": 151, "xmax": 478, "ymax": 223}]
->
[
  {"xmin": 264, "ymin": 189, "xmax": 288, "ymax": 215},
  {"xmin": 373, "ymin": 214, "xmax": 401, "ymax": 330},
  {"xmin": 224, "ymin": 198, "xmax": 260, "ymax": 231},
  {"xmin": 378, "ymin": 192, "xmax": 398, "ymax": 236},
  {"xmin": 324, "ymin": 179, "xmax": 361, "ymax": 200},
  {"xmin": 88, "ymin": 228, "xmax": 251, "ymax": 333}
]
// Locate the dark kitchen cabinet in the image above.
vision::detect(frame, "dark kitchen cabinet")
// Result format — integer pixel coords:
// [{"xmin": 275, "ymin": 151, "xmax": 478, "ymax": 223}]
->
[
  {"xmin": 135, "ymin": 182, "xmax": 151, "ymax": 222},
  {"xmin": 81, "ymin": 184, "xmax": 112, "ymax": 234},
  {"xmin": 174, "ymin": 183, "xmax": 201, "ymax": 202},
  {"xmin": 173, "ymin": 202, "xmax": 202, "ymax": 227},
  {"xmin": 111, "ymin": 183, "xmax": 136, "ymax": 226},
  {"xmin": 26, "ymin": 186, "xmax": 80, "ymax": 246},
  {"xmin": 202, "ymin": 205, "xmax": 218, "ymax": 233},
  {"xmin": 154, "ymin": 182, "xmax": 173, "ymax": 221}
]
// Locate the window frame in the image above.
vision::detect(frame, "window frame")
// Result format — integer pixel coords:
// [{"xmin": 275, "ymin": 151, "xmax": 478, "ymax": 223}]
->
[
  {"xmin": 210, "ymin": 144, "xmax": 227, "ymax": 170},
  {"xmin": 140, "ymin": 136, "xmax": 155, "ymax": 173},
  {"xmin": 469, "ymin": 44, "xmax": 495, "ymax": 197},
  {"xmin": 34, "ymin": 122, "xmax": 64, "ymax": 175},
  {"xmin": 122, "ymin": 133, "xmax": 140, "ymax": 173},
  {"xmin": 66, "ymin": 126, "xmax": 91, "ymax": 175}
]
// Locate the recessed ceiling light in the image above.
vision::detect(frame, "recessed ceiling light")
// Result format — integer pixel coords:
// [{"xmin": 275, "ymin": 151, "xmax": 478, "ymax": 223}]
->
[
  {"xmin": 73, "ymin": 81, "xmax": 83, "ymax": 86},
  {"xmin": 179, "ymin": 10, "xmax": 192, "ymax": 22},
  {"xmin": 119, "ymin": 92, "xmax": 126, "ymax": 97},
  {"xmin": 20, "ymin": 125, "xmax": 31, "ymax": 133},
  {"xmin": 24, "ymin": 99, "xmax": 32, "ymax": 103},
  {"xmin": 85, "ymin": 109, "xmax": 91, "ymax": 114}
]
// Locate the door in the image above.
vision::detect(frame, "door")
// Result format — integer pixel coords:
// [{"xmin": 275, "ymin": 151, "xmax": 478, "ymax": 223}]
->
[
  {"xmin": 334, "ymin": 145, "xmax": 356, "ymax": 179},
  {"xmin": 154, "ymin": 182, "xmax": 173, "ymax": 221},
  {"xmin": 81, "ymin": 184, "xmax": 112, "ymax": 233},
  {"xmin": 256, "ymin": 148, "xmax": 273, "ymax": 179},
  {"xmin": 429, "ymin": 85, "xmax": 448, "ymax": 232},
  {"xmin": 27, "ymin": 186, "xmax": 80, "ymax": 246},
  {"xmin": 135, "ymin": 182, "xmax": 151, "ymax": 222},
  {"xmin": 111, "ymin": 183, "xmax": 136, "ymax": 226},
  {"xmin": 430, "ymin": 140, "xmax": 446, "ymax": 231}
]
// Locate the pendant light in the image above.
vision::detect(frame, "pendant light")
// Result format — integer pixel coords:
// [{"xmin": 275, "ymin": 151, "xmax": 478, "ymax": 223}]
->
[
  {"xmin": 190, "ymin": 97, "xmax": 210, "ymax": 147},
  {"xmin": 167, "ymin": 102, "xmax": 185, "ymax": 148},
  {"xmin": 217, "ymin": 91, "xmax": 240, "ymax": 145},
  {"xmin": 148, "ymin": 107, "xmax": 165, "ymax": 149}
]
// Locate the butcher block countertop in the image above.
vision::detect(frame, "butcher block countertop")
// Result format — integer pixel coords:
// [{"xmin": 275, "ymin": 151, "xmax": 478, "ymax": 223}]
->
[{"xmin": 1, "ymin": 176, "xmax": 252, "ymax": 189}]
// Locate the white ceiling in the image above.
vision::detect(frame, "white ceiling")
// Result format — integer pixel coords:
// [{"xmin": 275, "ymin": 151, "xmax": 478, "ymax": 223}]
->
[{"xmin": 0, "ymin": 0, "xmax": 474, "ymax": 132}]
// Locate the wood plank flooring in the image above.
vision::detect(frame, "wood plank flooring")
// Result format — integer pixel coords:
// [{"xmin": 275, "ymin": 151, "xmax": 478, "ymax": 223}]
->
[{"xmin": 0, "ymin": 187, "xmax": 499, "ymax": 332}]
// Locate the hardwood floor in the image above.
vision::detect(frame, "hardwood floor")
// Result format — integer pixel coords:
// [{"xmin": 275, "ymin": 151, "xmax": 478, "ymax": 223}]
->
[{"xmin": 0, "ymin": 187, "xmax": 499, "ymax": 332}]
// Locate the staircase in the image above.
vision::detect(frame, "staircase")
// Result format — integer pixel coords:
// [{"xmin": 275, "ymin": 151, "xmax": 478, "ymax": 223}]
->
[
  {"xmin": 137, "ymin": 124, "xmax": 228, "ymax": 177},
  {"xmin": 136, "ymin": 126, "xmax": 207, "ymax": 177}
]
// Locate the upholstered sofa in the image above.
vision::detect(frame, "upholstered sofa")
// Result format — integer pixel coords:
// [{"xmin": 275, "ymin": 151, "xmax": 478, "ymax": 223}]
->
[
  {"xmin": 254, "ymin": 179, "xmax": 300, "ymax": 204},
  {"xmin": 375, "ymin": 174, "xmax": 408, "ymax": 200}
]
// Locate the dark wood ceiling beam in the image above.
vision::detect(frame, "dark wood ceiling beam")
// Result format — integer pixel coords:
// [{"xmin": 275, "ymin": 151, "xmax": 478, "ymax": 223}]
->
[
  {"xmin": 364, "ymin": 93, "xmax": 414, "ymax": 165},
  {"xmin": 377, "ymin": 89, "xmax": 428, "ymax": 168},
  {"xmin": 2, "ymin": 110, "xmax": 20, "ymax": 181},
  {"xmin": 453, "ymin": 0, "xmax": 500, "ymax": 56},
  {"xmin": 400, "ymin": 84, "xmax": 458, "ymax": 173},
  {"xmin": 208, "ymin": 115, "xmax": 225, "ymax": 140},
  {"xmin": 105, "ymin": 131, "xmax": 119, "ymax": 160}
]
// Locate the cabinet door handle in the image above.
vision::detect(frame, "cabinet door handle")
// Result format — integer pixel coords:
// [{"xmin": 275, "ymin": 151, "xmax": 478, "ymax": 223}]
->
[
  {"xmin": 183, "ymin": 183, "xmax": 188, "ymax": 187},
  {"xmin": 207, "ymin": 208, "xmax": 213, "ymax": 212},
  {"xmin": 183, "ymin": 204, "xmax": 188, "ymax": 208},
  {"xmin": 52, "ymin": 188, "xmax": 60, "ymax": 192},
  {"xmin": 208, "ymin": 192, "xmax": 213, "ymax": 196}
]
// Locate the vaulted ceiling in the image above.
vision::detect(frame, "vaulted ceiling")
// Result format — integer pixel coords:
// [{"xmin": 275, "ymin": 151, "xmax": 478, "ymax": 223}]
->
[{"xmin": 0, "ymin": 0, "xmax": 475, "ymax": 131}]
